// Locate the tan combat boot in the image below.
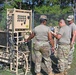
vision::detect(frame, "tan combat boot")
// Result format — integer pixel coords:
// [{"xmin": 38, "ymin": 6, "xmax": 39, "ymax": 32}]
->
[
  {"xmin": 36, "ymin": 73, "xmax": 42, "ymax": 75},
  {"xmin": 54, "ymin": 73, "xmax": 60, "ymax": 75},
  {"xmin": 64, "ymin": 72, "xmax": 67, "ymax": 75},
  {"xmin": 64, "ymin": 70, "xmax": 68, "ymax": 75},
  {"xmin": 58, "ymin": 72, "xmax": 64, "ymax": 75},
  {"xmin": 48, "ymin": 72, "xmax": 54, "ymax": 75}
]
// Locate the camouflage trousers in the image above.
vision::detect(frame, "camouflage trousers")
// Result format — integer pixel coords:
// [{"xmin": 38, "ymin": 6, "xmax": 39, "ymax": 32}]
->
[
  {"xmin": 57, "ymin": 44, "xmax": 70, "ymax": 72},
  {"xmin": 34, "ymin": 43, "xmax": 52, "ymax": 74},
  {"xmin": 68, "ymin": 44, "xmax": 75, "ymax": 65}
]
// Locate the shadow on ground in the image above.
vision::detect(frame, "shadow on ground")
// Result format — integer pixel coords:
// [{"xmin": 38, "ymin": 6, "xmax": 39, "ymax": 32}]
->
[{"xmin": 31, "ymin": 53, "xmax": 60, "ymax": 75}]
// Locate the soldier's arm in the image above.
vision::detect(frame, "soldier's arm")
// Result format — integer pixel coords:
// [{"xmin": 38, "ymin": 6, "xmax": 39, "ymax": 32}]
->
[
  {"xmin": 71, "ymin": 30, "xmax": 76, "ymax": 44},
  {"xmin": 51, "ymin": 31, "xmax": 62, "ymax": 39},
  {"xmin": 51, "ymin": 28, "xmax": 62, "ymax": 39},
  {"xmin": 26, "ymin": 32, "xmax": 35, "ymax": 41},
  {"xmin": 48, "ymin": 32, "xmax": 54, "ymax": 47},
  {"xmin": 54, "ymin": 33, "xmax": 61, "ymax": 39}
]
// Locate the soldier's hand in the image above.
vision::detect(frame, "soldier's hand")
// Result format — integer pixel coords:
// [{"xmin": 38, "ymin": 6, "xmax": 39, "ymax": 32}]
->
[
  {"xmin": 51, "ymin": 47, "xmax": 55, "ymax": 54},
  {"xmin": 24, "ymin": 39, "xmax": 28, "ymax": 42},
  {"xmin": 51, "ymin": 31, "xmax": 54, "ymax": 34},
  {"xmin": 70, "ymin": 43, "xmax": 73, "ymax": 49}
]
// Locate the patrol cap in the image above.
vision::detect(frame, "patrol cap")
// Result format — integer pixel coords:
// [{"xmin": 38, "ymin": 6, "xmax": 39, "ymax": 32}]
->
[
  {"xmin": 39, "ymin": 15, "xmax": 47, "ymax": 20},
  {"xmin": 66, "ymin": 15, "xmax": 74, "ymax": 21}
]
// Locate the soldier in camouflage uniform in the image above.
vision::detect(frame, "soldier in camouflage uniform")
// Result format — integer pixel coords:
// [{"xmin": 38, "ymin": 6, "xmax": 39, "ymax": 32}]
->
[
  {"xmin": 51, "ymin": 19, "xmax": 71, "ymax": 75},
  {"xmin": 66, "ymin": 15, "xmax": 76, "ymax": 68},
  {"xmin": 25, "ymin": 15, "xmax": 54, "ymax": 75}
]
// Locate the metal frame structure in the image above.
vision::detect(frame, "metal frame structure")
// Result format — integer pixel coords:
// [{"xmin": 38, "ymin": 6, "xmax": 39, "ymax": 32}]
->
[{"xmin": 0, "ymin": 8, "xmax": 32, "ymax": 75}]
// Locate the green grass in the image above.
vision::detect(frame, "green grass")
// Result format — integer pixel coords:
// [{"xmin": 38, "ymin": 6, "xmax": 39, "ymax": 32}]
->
[{"xmin": 0, "ymin": 70, "xmax": 15, "ymax": 75}]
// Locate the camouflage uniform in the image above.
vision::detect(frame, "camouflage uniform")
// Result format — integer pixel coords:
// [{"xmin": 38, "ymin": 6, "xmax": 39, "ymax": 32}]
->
[
  {"xmin": 57, "ymin": 25, "xmax": 71, "ymax": 72},
  {"xmin": 68, "ymin": 23, "xmax": 76, "ymax": 65},
  {"xmin": 34, "ymin": 42, "xmax": 52, "ymax": 74},
  {"xmin": 66, "ymin": 15, "xmax": 76, "ymax": 65},
  {"xmin": 57, "ymin": 44, "xmax": 70, "ymax": 72},
  {"xmin": 32, "ymin": 15, "xmax": 53, "ymax": 74}
]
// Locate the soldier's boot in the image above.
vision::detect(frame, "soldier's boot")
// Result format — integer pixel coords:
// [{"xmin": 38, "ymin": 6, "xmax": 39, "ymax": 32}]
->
[
  {"xmin": 54, "ymin": 73, "xmax": 60, "ymax": 75},
  {"xmin": 48, "ymin": 72, "xmax": 54, "ymax": 75},
  {"xmin": 64, "ymin": 70, "xmax": 68, "ymax": 75},
  {"xmin": 36, "ymin": 73, "xmax": 42, "ymax": 75},
  {"xmin": 58, "ymin": 72, "xmax": 64, "ymax": 75},
  {"xmin": 67, "ymin": 64, "xmax": 71, "ymax": 69},
  {"xmin": 64, "ymin": 71, "xmax": 67, "ymax": 75}
]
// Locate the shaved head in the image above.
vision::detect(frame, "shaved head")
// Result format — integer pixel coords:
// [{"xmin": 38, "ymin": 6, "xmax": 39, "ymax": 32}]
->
[
  {"xmin": 59, "ymin": 19, "xmax": 66, "ymax": 27},
  {"xmin": 60, "ymin": 19, "xmax": 66, "ymax": 24}
]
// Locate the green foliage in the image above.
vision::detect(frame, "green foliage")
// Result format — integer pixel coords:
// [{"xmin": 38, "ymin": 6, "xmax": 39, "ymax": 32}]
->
[
  {"xmin": 34, "ymin": 4, "xmax": 73, "ymax": 26},
  {"xmin": 11, "ymin": 0, "xmax": 22, "ymax": 8},
  {"xmin": 35, "ymin": 4, "xmax": 72, "ymax": 15},
  {"xmin": 0, "ymin": 0, "xmax": 22, "ymax": 30},
  {"xmin": 0, "ymin": 0, "xmax": 74, "ymax": 29},
  {"xmin": 0, "ymin": 10, "xmax": 7, "ymax": 30}
]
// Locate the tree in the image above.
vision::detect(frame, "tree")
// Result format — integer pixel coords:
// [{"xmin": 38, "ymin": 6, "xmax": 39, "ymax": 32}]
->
[
  {"xmin": 34, "ymin": 0, "xmax": 73, "ymax": 26},
  {"xmin": 0, "ymin": 0, "xmax": 74, "ymax": 29},
  {"xmin": 0, "ymin": 0, "xmax": 22, "ymax": 29}
]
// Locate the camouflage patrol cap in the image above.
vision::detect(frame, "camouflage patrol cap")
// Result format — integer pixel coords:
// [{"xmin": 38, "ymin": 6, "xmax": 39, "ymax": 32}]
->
[
  {"xmin": 39, "ymin": 15, "xmax": 47, "ymax": 20},
  {"xmin": 66, "ymin": 15, "xmax": 74, "ymax": 21}
]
